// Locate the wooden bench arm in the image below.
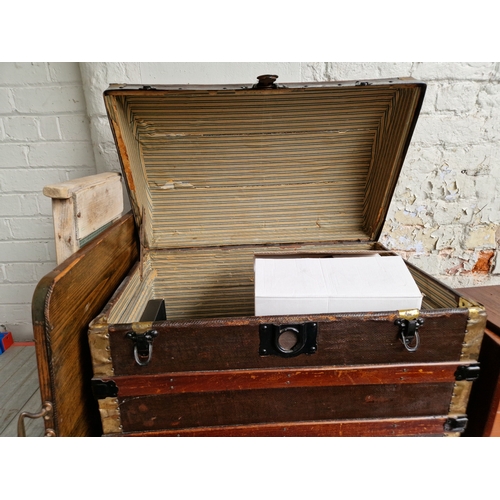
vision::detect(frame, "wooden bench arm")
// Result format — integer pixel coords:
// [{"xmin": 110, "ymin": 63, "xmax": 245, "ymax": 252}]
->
[{"xmin": 44, "ymin": 172, "xmax": 124, "ymax": 264}]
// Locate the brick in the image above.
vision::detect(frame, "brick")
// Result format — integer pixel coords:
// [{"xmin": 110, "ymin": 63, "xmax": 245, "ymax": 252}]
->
[
  {"xmin": 0, "ymin": 283, "xmax": 37, "ymax": 304},
  {"xmin": 3, "ymin": 116, "xmax": 39, "ymax": 141},
  {"xmin": 92, "ymin": 115, "xmax": 115, "ymax": 144},
  {"xmin": 46, "ymin": 240, "xmax": 56, "ymax": 261},
  {"xmin": 0, "ymin": 168, "xmax": 67, "ymax": 193},
  {"xmin": 0, "ymin": 240, "xmax": 49, "ymax": 262},
  {"xmin": 2, "ymin": 262, "xmax": 55, "ymax": 283},
  {"xmin": 0, "ymin": 194, "xmax": 40, "ymax": 216},
  {"xmin": 435, "ymin": 82, "xmax": 479, "ymax": 113},
  {"xmin": 0, "ymin": 219, "xmax": 12, "ymax": 240},
  {"xmin": 59, "ymin": 115, "xmax": 92, "ymax": 141},
  {"xmin": 2, "ymin": 263, "xmax": 37, "ymax": 283},
  {"xmin": 95, "ymin": 142, "xmax": 120, "ymax": 171},
  {"xmin": 419, "ymin": 83, "xmax": 438, "ymax": 114},
  {"xmin": 0, "ymin": 304, "xmax": 31, "ymax": 323},
  {"xmin": 303, "ymin": 62, "xmax": 413, "ymax": 82},
  {"xmin": 80, "ymin": 62, "xmax": 141, "ymax": 117},
  {"xmin": 0, "ymin": 62, "xmax": 49, "ymax": 85},
  {"xmin": 140, "ymin": 62, "xmax": 299, "ymax": 85},
  {"xmin": 0, "ymin": 88, "xmax": 13, "ymax": 114},
  {"xmin": 36, "ymin": 194, "xmax": 53, "ymax": 216},
  {"xmin": 47, "ymin": 62, "xmax": 82, "ymax": 83},
  {"xmin": 431, "ymin": 225, "xmax": 465, "ymax": 250},
  {"xmin": 0, "ymin": 143, "xmax": 28, "ymax": 168},
  {"xmin": 27, "ymin": 142, "xmax": 95, "ymax": 167},
  {"xmin": 412, "ymin": 62, "xmax": 497, "ymax": 81},
  {"xmin": 12, "ymin": 85, "xmax": 86, "ymax": 114},
  {"xmin": 9, "ymin": 217, "xmax": 54, "ymax": 240},
  {"xmin": 412, "ymin": 114, "xmax": 485, "ymax": 146},
  {"xmin": 477, "ymin": 84, "xmax": 500, "ymax": 115},
  {"xmin": 34, "ymin": 261, "xmax": 56, "ymax": 280},
  {"xmin": 39, "ymin": 116, "xmax": 61, "ymax": 140},
  {"xmin": 445, "ymin": 144, "xmax": 500, "ymax": 176}
]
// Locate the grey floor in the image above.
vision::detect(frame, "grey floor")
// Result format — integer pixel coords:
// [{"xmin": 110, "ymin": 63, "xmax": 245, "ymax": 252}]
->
[{"xmin": 0, "ymin": 345, "xmax": 45, "ymax": 437}]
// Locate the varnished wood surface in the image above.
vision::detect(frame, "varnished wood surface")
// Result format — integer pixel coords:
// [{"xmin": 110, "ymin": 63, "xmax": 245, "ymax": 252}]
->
[
  {"xmin": 0, "ymin": 346, "xmax": 44, "ymax": 437},
  {"xmin": 107, "ymin": 310, "xmax": 469, "ymax": 376},
  {"xmin": 105, "ymin": 362, "xmax": 467, "ymax": 398},
  {"xmin": 32, "ymin": 212, "xmax": 138, "ymax": 436},
  {"xmin": 115, "ymin": 416, "xmax": 449, "ymax": 437},
  {"xmin": 117, "ymin": 383, "xmax": 454, "ymax": 433}
]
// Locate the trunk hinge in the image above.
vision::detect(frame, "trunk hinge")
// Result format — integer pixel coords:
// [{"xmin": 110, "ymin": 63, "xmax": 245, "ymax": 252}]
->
[
  {"xmin": 444, "ymin": 416, "xmax": 468, "ymax": 434},
  {"xmin": 92, "ymin": 379, "xmax": 119, "ymax": 400},
  {"xmin": 454, "ymin": 363, "xmax": 480, "ymax": 381}
]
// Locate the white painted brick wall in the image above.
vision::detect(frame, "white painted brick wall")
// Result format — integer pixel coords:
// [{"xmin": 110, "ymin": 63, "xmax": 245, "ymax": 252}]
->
[
  {"xmin": 0, "ymin": 62, "xmax": 97, "ymax": 340},
  {"xmin": 2, "ymin": 61, "xmax": 500, "ymax": 340}
]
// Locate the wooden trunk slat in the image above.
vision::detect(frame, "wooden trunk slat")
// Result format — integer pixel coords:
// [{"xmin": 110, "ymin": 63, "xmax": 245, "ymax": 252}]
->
[
  {"xmin": 106, "ymin": 362, "xmax": 465, "ymax": 397},
  {"xmin": 115, "ymin": 417, "xmax": 449, "ymax": 437},
  {"xmin": 108, "ymin": 310, "xmax": 469, "ymax": 376},
  {"xmin": 118, "ymin": 383, "xmax": 454, "ymax": 433},
  {"xmin": 32, "ymin": 213, "xmax": 138, "ymax": 436}
]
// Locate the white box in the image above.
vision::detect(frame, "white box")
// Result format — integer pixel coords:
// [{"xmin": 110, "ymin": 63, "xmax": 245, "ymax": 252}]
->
[{"xmin": 254, "ymin": 254, "xmax": 423, "ymax": 316}]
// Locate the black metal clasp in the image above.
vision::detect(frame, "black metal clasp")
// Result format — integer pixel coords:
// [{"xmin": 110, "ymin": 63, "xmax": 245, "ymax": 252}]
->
[
  {"xmin": 454, "ymin": 363, "xmax": 480, "ymax": 381},
  {"xmin": 259, "ymin": 322, "xmax": 318, "ymax": 358},
  {"xmin": 444, "ymin": 416, "xmax": 468, "ymax": 433},
  {"xmin": 126, "ymin": 330, "xmax": 158, "ymax": 366},
  {"xmin": 395, "ymin": 317, "xmax": 424, "ymax": 352},
  {"xmin": 91, "ymin": 379, "xmax": 119, "ymax": 400}
]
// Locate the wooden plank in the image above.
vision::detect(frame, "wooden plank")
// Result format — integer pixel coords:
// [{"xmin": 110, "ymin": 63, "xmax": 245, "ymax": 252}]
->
[
  {"xmin": 106, "ymin": 362, "xmax": 465, "ymax": 398},
  {"xmin": 43, "ymin": 172, "xmax": 121, "ymax": 199},
  {"xmin": 74, "ymin": 174, "xmax": 123, "ymax": 241},
  {"xmin": 116, "ymin": 417, "xmax": 449, "ymax": 437},
  {"xmin": 106, "ymin": 310, "xmax": 469, "ymax": 376},
  {"xmin": 32, "ymin": 212, "xmax": 138, "ymax": 436},
  {"xmin": 0, "ymin": 360, "xmax": 39, "ymax": 431},
  {"xmin": 44, "ymin": 172, "xmax": 124, "ymax": 264},
  {"xmin": 1, "ymin": 388, "xmax": 44, "ymax": 437},
  {"xmin": 0, "ymin": 346, "xmax": 36, "ymax": 390},
  {"xmin": 117, "ymin": 383, "xmax": 455, "ymax": 433}
]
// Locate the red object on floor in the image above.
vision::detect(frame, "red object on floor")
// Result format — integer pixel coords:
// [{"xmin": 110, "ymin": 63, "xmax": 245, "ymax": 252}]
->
[{"xmin": 0, "ymin": 331, "xmax": 14, "ymax": 354}]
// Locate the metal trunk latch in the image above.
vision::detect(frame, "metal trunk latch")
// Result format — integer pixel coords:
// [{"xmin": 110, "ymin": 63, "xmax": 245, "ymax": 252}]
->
[
  {"xmin": 259, "ymin": 322, "xmax": 318, "ymax": 358},
  {"xmin": 126, "ymin": 330, "xmax": 158, "ymax": 366},
  {"xmin": 444, "ymin": 416, "xmax": 468, "ymax": 434},
  {"xmin": 395, "ymin": 317, "xmax": 424, "ymax": 352}
]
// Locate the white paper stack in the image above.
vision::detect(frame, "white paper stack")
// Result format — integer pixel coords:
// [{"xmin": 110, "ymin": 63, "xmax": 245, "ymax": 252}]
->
[{"xmin": 254, "ymin": 254, "xmax": 422, "ymax": 316}]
